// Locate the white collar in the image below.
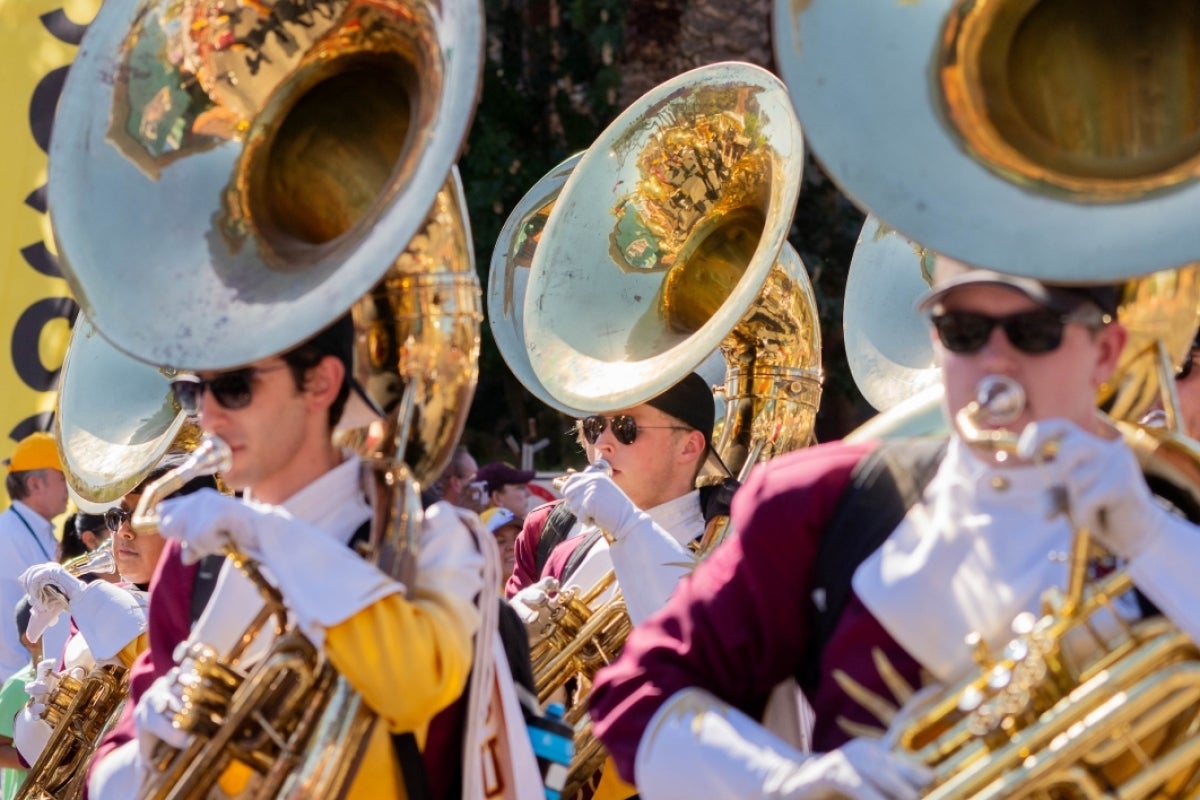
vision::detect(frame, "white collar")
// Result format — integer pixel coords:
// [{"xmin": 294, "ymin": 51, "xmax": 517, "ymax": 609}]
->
[
  {"xmin": 853, "ymin": 435, "xmax": 1081, "ymax": 683},
  {"xmin": 645, "ymin": 489, "xmax": 705, "ymax": 546},
  {"xmin": 11, "ymin": 499, "xmax": 53, "ymax": 532},
  {"xmin": 244, "ymin": 451, "xmax": 368, "ymax": 545}
]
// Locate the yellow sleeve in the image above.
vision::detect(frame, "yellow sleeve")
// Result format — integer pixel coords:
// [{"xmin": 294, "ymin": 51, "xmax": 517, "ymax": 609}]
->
[
  {"xmin": 114, "ymin": 632, "xmax": 149, "ymax": 668},
  {"xmin": 325, "ymin": 586, "xmax": 474, "ymax": 734}
]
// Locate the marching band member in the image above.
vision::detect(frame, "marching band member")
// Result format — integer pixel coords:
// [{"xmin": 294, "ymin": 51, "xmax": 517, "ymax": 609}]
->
[
  {"xmin": 507, "ymin": 372, "xmax": 723, "ymax": 628},
  {"xmin": 89, "ymin": 315, "xmax": 538, "ymax": 800},
  {"xmin": 11, "ymin": 458, "xmax": 217, "ymax": 767},
  {"xmin": 590, "ymin": 259, "xmax": 1200, "ymax": 799},
  {"xmin": 506, "ymin": 373, "xmax": 731, "ymax": 799}
]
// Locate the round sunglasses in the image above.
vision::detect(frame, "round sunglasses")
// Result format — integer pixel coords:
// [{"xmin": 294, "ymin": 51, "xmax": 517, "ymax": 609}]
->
[
  {"xmin": 581, "ymin": 414, "xmax": 691, "ymax": 445},
  {"xmin": 171, "ymin": 364, "xmax": 290, "ymax": 415},
  {"xmin": 930, "ymin": 309, "xmax": 1109, "ymax": 355}
]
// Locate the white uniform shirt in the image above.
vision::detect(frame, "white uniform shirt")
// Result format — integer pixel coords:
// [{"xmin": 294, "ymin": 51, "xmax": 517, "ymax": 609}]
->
[
  {"xmin": 855, "ymin": 437, "xmax": 1154, "ymax": 683},
  {"xmin": 565, "ymin": 490, "xmax": 706, "ymax": 625},
  {"xmin": 187, "ymin": 453, "xmax": 373, "ymax": 661},
  {"xmin": 0, "ymin": 501, "xmax": 69, "ymax": 680}
]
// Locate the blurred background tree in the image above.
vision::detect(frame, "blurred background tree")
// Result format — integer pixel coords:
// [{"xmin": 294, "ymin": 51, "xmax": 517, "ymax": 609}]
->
[{"xmin": 458, "ymin": 0, "xmax": 871, "ymax": 471}]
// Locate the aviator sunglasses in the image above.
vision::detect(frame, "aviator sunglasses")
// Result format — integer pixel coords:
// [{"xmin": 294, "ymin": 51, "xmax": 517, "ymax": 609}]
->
[
  {"xmin": 930, "ymin": 309, "xmax": 1109, "ymax": 355},
  {"xmin": 104, "ymin": 506, "xmax": 131, "ymax": 533},
  {"xmin": 171, "ymin": 364, "xmax": 290, "ymax": 415},
  {"xmin": 581, "ymin": 415, "xmax": 691, "ymax": 446}
]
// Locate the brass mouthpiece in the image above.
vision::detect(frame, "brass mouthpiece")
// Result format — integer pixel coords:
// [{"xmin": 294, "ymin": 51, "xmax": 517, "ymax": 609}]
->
[
  {"xmin": 955, "ymin": 375, "xmax": 1027, "ymax": 457},
  {"xmin": 62, "ymin": 538, "xmax": 117, "ymax": 577},
  {"xmin": 552, "ymin": 458, "xmax": 613, "ymax": 492},
  {"xmin": 132, "ymin": 434, "xmax": 232, "ymax": 535}
]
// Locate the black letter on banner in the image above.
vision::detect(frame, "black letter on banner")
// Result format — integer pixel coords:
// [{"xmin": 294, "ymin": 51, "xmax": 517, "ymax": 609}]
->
[
  {"xmin": 28, "ymin": 65, "xmax": 69, "ymax": 154},
  {"xmin": 39, "ymin": 9, "xmax": 89, "ymax": 45},
  {"xmin": 20, "ymin": 242, "xmax": 60, "ymax": 278},
  {"xmin": 8, "ymin": 412, "xmax": 56, "ymax": 442},
  {"xmin": 12, "ymin": 297, "xmax": 79, "ymax": 392}
]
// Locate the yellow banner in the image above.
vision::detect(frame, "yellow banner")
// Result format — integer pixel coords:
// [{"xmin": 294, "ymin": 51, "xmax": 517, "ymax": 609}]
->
[{"xmin": 0, "ymin": 0, "xmax": 100, "ymax": 476}]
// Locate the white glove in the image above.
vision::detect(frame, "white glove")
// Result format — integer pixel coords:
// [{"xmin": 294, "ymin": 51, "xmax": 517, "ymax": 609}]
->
[
  {"xmin": 133, "ymin": 668, "xmax": 192, "ymax": 764},
  {"xmin": 20, "ymin": 562, "xmax": 86, "ymax": 643},
  {"xmin": 24, "ymin": 658, "xmax": 64, "ymax": 717},
  {"xmin": 157, "ymin": 488, "xmax": 266, "ymax": 565},
  {"xmin": 636, "ymin": 687, "xmax": 932, "ymax": 800},
  {"xmin": 561, "ymin": 470, "xmax": 649, "ymax": 542},
  {"xmin": 1017, "ymin": 419, "xmax": 1164, "ymax": 560},
  {"xmin": 508, "ymin": 576, "xmax": 560, "ymax": 634},
  {"xmin": 772, "ymin": 739, "xmax": 931, "ymax": 800}
]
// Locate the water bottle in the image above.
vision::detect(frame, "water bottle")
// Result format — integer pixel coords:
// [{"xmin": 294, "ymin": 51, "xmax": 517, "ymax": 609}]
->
[{"xmin": 526, "ymin": 702, "xmax": 574, "ymax": 800}]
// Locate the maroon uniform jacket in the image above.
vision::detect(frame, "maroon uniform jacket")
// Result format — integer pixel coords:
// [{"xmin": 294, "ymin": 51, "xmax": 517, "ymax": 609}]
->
[{"xmin": 589, "ymin": 441, "xmax": 927, "ymax": 784}]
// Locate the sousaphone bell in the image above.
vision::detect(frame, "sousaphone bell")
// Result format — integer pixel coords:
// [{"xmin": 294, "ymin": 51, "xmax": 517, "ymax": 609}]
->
[
  {"xmin": 773, "ymin": 0, "xmax": 1200, "ymax": 282},
  {"xmin": 49, "ymin": 0, "xmax": 483, "ymax": 371},
  {"xmin": 523, "ymin": 61, "xmax": 823, "ymax": 475}
]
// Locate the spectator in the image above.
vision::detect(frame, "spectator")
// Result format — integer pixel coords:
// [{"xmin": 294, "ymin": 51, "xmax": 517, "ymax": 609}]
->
[{"xmin": 476, "ymin": 462, "xmax": 536, "ymax": 517}]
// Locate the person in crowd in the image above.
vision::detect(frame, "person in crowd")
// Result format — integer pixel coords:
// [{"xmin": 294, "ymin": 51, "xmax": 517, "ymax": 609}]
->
[
  {"xmin": 0, "ymin": 433, "xmax": 70, "ymax": 682},
  {"xmin": 423, "ymin": 445, "xmax": 481, "ymax": 511},
  {"xmin": 482, "ymin": 507, "xmax": 523, "ymax": 593},
  {"xmin": 589, "ymin": 259, "xmax": 1200, "ymax": 800},
  {"xmin": 11, "ymin": 456, "xmax": 217, "ymax": 768},
  {"xmin": 477, "ymin": 462, "xmax": 537, "ymax": 517}
]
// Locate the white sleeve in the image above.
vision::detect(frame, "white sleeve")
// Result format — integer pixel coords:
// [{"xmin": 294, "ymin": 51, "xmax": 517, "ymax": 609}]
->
[
  {"xmin": 12, "ymin": 702, "xmax": 53, "ymax": 764},
  {"xmin": 252, "ymin": 511, "xmax": 403, "ymax": 645},
  {"xmin": 71, "ymin": 582, "xmax": 148, "ymax": 661},
  {"xmin": 88, "ymin": 739, "xmax": 149, "ymax": 800},
  {"xmin": 608, "ymin": 515, "xmax": 694, "ymax": 625},
  {"xmin": 1125, "ymin": 510, "xmax": 1200, "ymax": 644},
  {"xmin": 634, "ymin": 687, "xmax": 811, "ymax": 799}
]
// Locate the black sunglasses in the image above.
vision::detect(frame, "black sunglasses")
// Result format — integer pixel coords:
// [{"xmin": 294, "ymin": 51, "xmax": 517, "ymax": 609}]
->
[
  {"xmin": 930, "ymin": 309, "xmax": 1109, "ymax": 355},
  {"xmin": 171, "ymin": 364, "xmax": 289, "ymax": 415},
  {"xmin": 581, "ymin": 415, "xmax": 691, "ymax": 446},
  {"xmin": 104, "ymin": 507, "xmax": 131, "ymax": 533}
]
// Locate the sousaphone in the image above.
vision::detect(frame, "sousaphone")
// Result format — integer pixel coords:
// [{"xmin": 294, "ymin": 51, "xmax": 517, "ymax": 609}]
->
[
  {"xmin": 842, "ymin": 216, "xmax": 1200, "ymax": 442},
  {"xmin": 523, "ymin": 61, "xmax": 822, "ymax": 475},
  {"xmin": 49, "ymin": 0, "xmax": 483, "ymax": 371},
  {"xmin": 54, "ymin": 315, "xmax": 195, "ymax": 510},
  {"xmin": 773, "ymin": 0, "xmax": 1200, "ymax": 282},
  {"xmin": 488, "ymin": 154, "xmax": 729, "ymax": 423},
  {"xmin": 487, "ymin": 154, "xmax": 590, "ymax": 418}
]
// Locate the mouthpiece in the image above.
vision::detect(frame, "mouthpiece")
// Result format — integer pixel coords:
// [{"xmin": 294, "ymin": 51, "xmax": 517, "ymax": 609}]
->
[
  {"xmin": 131, "ymin": 434, "xmax": 232, "ymax": 534},
  {"xmin": 974, "ymin": 375, "xmax": 1026, "ymax": 427}
]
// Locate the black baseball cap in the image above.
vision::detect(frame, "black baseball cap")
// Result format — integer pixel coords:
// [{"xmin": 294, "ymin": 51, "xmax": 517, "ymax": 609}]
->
[
  {"xmin": 646, "ymin": 372, "xmax": 715, "ymax": 448},
  {"xmin": 304, "ymin": 314, "xmax": 384, "ymax": 430}
]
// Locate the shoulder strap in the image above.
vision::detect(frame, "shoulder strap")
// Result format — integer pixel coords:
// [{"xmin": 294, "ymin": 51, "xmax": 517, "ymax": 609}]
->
[
  {"xmin": 535, "ymin": 502, "xmax": 577, "ymax": 579},
  {"xmin": 800, "ymin": 438, "xmax": 948, "ymax": 693},
  {"xmin": 698, "ymin": 477, "xmax": 740, "ymax": 524},
  {"xmin": 188, "ymin": 554, "xmax": 228, "ymax": 627},
  {"xmin": 561, "ymin": 528, "xmax": 605, "ymax": 584}
]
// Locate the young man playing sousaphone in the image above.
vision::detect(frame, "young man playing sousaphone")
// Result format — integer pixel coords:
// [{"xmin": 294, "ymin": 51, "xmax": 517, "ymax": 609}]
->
[
  {"xmin": 88, "ymin": 315, "xmax": 541, "ymax": 799},
  {"xmin": 507, "ymin": 371, "xmax": 734, "ymax": 799},
  {"xmin": 590, "ymin": 259, "xmax": 1200, "ymax": 799}
]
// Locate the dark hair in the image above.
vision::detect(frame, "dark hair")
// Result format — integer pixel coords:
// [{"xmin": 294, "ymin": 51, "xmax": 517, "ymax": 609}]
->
[
  {"xmin": 5, "ymin": 468, "xmax": 44, "ymax": 501},
  {"xmin": 59, "ymin": 513, "xmax": 89, "ymax": 562},
  {"xmin": 75, "ymin": 512, "xmax": 108, "ymax": 536},
  {"xmin": 134, "ymin": 462, "xmax": 220, "ymax": 499},
  {"xmin": 281, "ymin": 342, "xmax": 350, "ymax": 429}
]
